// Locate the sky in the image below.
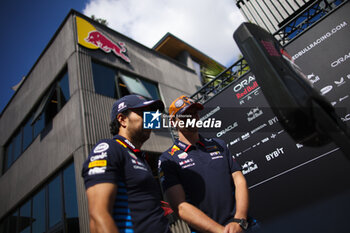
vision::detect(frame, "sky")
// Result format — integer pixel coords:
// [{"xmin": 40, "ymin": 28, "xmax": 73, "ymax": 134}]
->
[{"xmin": 0, "ymin": 0, "xmax": 246, "ymax": 114}]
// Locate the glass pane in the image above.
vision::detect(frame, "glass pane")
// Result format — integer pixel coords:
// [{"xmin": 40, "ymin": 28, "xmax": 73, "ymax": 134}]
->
[
  {"xmin": 9, "ymin": 211, "xmax": 18, "ymax": 233},
  {"xmin": 31, "ymin": 85, "xmax": 55, "ymax": 126},
  {"xmin": 4, "ymin": 142, "xmax": 13, "ymax": 171},
  {"xmin": 92, "ymin": 62, "xmax": 117, "ymax": 98},
  {"xmin": 0, "ymin": 215, "xmax": 10, "ymax": 233},
  {"xmin": 120, "ymin": 74, "xmax": 152, "ymax": 99},
  {"xmin": 117, "ymin": 78, "xmax": 131, "ymax": 97},
  {"xmin": 19, "ymin": 200, "xmax": 31, "ymax": 233},
  {"xmin": 63, "ymin": 164, "xmax": 80, "ymax": 233},
  {"xmin": 58, "ymin": 72, "xmax": 70, "ymax": 106},
  {"xmin": 32, "ymin": 189, "xmax": 46, "ymax": 233},
  {"xmin": 49, "ymin": 175, "xmax": 62, "ymax": 228},
  {"xmin": 13, "ymin": 131, "xmax": 22, "ymax": 161},
  {"xmin": 23, "ymin": 116, "xmax": 33, "ymax": 151},
  {"xmin": 44, "ymin": 89, "xmax": 58, "ymax": 125},
  {"xmin": 33, "ymin": 114, "xmax": 45, "ymax": 138},
  {"xmin": 140, "ymin": 79, "xmax": 160, "ymax": 100}
]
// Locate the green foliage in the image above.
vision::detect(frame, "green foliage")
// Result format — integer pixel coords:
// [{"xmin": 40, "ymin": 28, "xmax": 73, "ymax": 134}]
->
[{"xmin": 91, "ymin": 15, "xmax": 109, "ymax": 26}]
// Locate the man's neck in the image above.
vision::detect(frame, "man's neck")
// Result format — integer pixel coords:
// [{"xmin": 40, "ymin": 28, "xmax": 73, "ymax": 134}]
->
[
  {"xmin": 178, "ymin": 130, "xmax": 200, "ymax": 146},
  {"xmin": 118, "ymin": 132, "xmax": 142, "ymax": 150}
]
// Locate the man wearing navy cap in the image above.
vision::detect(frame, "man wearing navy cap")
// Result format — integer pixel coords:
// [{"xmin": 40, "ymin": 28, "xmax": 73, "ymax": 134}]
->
[
  {"xmin": 159, "ymin": 95, "xmax": 250, "ymax": 233},
  {"xmin": 82, "ymin": 94, "xmax": 171, "ymax": 233}
]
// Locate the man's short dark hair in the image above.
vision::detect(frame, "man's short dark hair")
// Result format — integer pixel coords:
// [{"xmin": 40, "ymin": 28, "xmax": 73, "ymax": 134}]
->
[{"xmin": 110, "ymin": 110, "xmax": 131, "ymax": 135}]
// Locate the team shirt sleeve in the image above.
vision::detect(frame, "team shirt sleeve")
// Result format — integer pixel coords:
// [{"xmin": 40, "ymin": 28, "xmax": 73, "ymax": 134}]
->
[
  {"xmin": 82, "ymin": 140, "xmax": 123, "ymax": 189},
  {"xmin": 158, "ymin": 153, "xmax": 181, "ymax": 191},
  {"xmin": 214, "ymin": 138, "xmax": 242, "ymax": 174}
]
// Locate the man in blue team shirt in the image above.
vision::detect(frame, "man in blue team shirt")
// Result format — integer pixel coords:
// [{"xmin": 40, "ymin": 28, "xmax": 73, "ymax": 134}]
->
[
  {"xmin": 82, "ymin": 94, "xmax": 171, "ymax": 233},
  {"xmin": 159, "ymin": 95, "xmax": 250, "ymax": 233}
]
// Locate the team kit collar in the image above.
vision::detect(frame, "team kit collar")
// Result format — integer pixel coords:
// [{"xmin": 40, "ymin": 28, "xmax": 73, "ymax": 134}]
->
[
  {"xmin": 113, "ymin": 135, "xmax": 141, "ymax": 153},
  {"xmin": 174, "ymin": 135, "xmax": 206, "ymax": 152}
]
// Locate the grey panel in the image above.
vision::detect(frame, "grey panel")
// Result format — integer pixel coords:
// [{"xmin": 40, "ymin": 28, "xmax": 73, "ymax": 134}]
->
[{"xmin": 0, "ymin": 14, "xmax": 76, "ymax": 145}]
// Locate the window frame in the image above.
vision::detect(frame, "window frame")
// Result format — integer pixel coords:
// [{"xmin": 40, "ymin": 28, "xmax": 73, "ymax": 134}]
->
[
  {"xmin": 91, "ymin": 60, "xmax": 162, "ymax": 101},
  {"xmin": 0, "ymin": 161, "xmax": 79, "ymax": 233},
  {"xmin": 3, "ymin": 68, "xmax": 70, "ymax": 174}
]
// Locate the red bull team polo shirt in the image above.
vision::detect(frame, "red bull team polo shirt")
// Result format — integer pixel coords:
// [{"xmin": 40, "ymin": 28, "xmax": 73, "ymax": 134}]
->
[
  {"xmin": 82, "ymin": 135, "xmax": 170, "ymax": 233},
  {"xmin": 159, "ymin": 135, "xmax": 242, "ymax": 227}
]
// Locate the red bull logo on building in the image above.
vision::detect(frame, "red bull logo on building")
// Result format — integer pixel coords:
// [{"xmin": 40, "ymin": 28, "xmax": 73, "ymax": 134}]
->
[{"xmin": 76, "ymin": 16, "xmax": 131, "ymax": 63}]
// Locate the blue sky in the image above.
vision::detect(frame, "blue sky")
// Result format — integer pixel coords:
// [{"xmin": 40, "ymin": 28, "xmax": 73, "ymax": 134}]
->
[
  {"xmin": 0, "ymin": 0, "xmax": 245, "ymax": 113},
  {"xmin": 0, "ymin": 0, "xmax": 87, "ymax": 113}
]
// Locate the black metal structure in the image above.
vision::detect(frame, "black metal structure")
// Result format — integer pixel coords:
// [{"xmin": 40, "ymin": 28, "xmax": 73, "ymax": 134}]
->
[
  {"xmin": 233, "ymin": 22, "xmax": 350, "ymax": 156},
  {"xmin": 191, "ymin": 0, "xmax": 347, "ymax": 103}
]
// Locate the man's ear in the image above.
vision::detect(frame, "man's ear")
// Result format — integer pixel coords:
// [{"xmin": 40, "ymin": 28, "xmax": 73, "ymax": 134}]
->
[{"xmin": 117, "ymin": 113, "xmax": 128, "ymax": 128}]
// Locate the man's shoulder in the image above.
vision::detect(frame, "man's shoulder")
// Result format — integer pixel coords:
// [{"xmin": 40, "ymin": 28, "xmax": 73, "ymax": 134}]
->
[
  {"xmin": 210, "ymin": 137, "xmax": 226, "ymax": 146},
  {"xmin": 87, "ymin": 139, "xmax": 127, "ymax": 162},
  {"xmin": 92, "ymin": 139, "xmax": 126, "ymax": 152},
  {"xmin": 201, "ymin": 136, "xmax": 228, "ymax": 153},
  {"xmin": 160, "ymin": 144, "xmax": 180, "ymax": 160}
]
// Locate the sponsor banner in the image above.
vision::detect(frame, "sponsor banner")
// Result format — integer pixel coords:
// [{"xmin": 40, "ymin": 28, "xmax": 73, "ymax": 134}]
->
[{"xmin": 199, "ymin": 2, "xmax": 350, "ymax": 225}]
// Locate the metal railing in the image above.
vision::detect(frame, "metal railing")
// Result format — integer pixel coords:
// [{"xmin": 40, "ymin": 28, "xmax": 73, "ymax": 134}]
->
[
  {"xmin": 191, "ymin": 0, "xmax": 347, "ymax": 104},
  {"xmin": 191, "ymin": 58, "xmax": 249, "ymax": 104}
]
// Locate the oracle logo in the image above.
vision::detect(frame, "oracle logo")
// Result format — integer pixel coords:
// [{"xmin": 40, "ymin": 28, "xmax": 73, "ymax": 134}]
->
[{"xmin": 233, "ymin": 75, "xmax": 256, "ymax": 93}]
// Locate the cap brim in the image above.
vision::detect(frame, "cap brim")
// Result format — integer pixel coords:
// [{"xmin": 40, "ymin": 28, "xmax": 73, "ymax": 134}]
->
[{"xmin": 130, "ymin": 99, "xmax": 165, "ymax": 112}]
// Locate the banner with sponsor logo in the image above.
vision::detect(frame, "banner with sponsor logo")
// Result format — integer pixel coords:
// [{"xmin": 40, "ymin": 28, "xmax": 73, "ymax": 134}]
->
[
  {"xmin": 76, "ymin": 16, "xmax": 130, "ymax": 63},
  {"xmin": 199, "ymin": 2, "xmax": 350, "ymax": 230}
]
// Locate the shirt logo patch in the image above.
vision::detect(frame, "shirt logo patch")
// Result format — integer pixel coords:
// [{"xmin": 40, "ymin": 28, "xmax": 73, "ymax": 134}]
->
[
  {"xmin": 177, "ymin": 141, "xmax": 187, "ymax": 149},
  {"xmin": 90, "ymin": 152, "xmax": 108, "ymax": 161},
  {"xmin": 88, "ymin": 167, "xmax": 106, "ymax": 175},
  {"xmin": 128, "ymin": 151, "xmax": 138, "ymax": 160},
  {"xmin": 210, "ymin": 151, "xmax": 221, "ymax": 156},
  {"xmin": 124, "ymin": 139, "xmax": 136, "ymax": 149},
  {"xmin": 209, "ymin": 151, "xmax": 223, "ymax": 160},
  {"xmin": 94, "ymin": 143, "xmax": 109, "ymax": 153},
  {"xmin": 178, "ymin": 152, "xmax": 188, "ymax": 159},
  {"xmin": 169, "ymin": 145, "xmax": 180, "ymax": 156},
  {"xmin": 179, "ymin": 159, "xmax": 195, "ymax": 168},
  {"xmin": 88, "ymin": 160, "xmax": 107, "ymax": 168}
]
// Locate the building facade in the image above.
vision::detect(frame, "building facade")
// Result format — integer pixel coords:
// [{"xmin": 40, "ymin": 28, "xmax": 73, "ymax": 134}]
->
[{"xmin": 0, "ymin": 10, "xmax": 215, "ymax": 233}]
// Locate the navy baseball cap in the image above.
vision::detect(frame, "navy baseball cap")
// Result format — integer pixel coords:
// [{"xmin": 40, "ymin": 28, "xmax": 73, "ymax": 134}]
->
[{"xmin": 111, "ymin": 94, "xmax": 165, "ymax": 121}]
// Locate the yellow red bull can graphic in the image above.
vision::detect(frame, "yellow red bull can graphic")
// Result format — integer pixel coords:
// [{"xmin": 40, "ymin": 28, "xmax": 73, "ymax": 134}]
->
[{"xmin": 76, "ymin": 16, "xmax": 130, "ymax": 63}]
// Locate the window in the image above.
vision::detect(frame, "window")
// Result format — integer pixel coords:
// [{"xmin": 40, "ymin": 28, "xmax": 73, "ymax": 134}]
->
[
  {"xmin": 22, "ymin": 116, "xmax": 33, "ymax": 151},
  {"xmin": 140, "ymin": 79, "xmax": 161, "ymax": 100},
  {"xmin": 120, "ymin": 74, "xmax": 152, "ymax": 99},
  {"xmin": 0, "ymin": 211, "xmax": 17, "ymax": 233},
  {"xmin": 0, "ymin": 162, "xmax": 80, "ymax": 233},
  {"xmin": 33, "ymin": 113, "xmax": 45, "ymax": 140},
  {"xmin": 32, "ymin": 70, "xmax": 70, "ymax": 126},
  {"xmin": 12, "ymin": 131, "xmax": 22, "ymax": 162},
  {"xmin": 92, "ymin": 61, "xmax": 161, "ymax": 100},
  {"xmin": 49, "ymin": 175, "xmax": 62, "ymax": 228},
  {"xmin": 32, "ymin": 189, "xmax": 46, "ymax": 233},
  {"xmin": 58, "ymin": 73, "xmax": 70, "ymax": 107},
  {"xmin": 63, "ymin": 163, "xmax": 79, "ymax": 232},
  {"xmin": 92, "ymin": 62, "xmax": 118, "ymax": 98},
  {"xmin": 3, "ymin": 69, "xmax": 70, "ymax": 174},
  {"xmin": 4, "ymin": 142, "xmax": 13, "ymax": 172},
  {"xmin": 19, "ymin": 201, "xmax": 31, "ymax": 233}
]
